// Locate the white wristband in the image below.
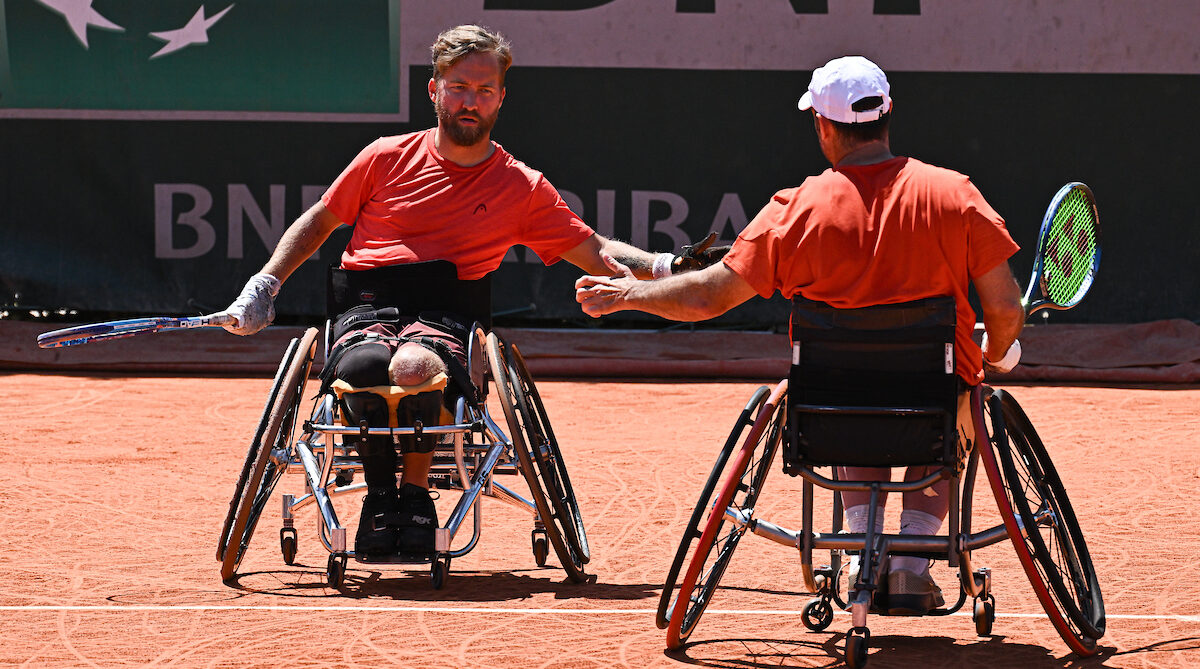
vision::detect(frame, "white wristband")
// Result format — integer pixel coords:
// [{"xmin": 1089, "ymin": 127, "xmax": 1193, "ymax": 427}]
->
[
  {"xmin": 982, "ymin": 334, "xmax": 1022, "ymax": 373},
  {"xmin": 652, "ymin": 252, "xmax": 674, "ymax": 279}
]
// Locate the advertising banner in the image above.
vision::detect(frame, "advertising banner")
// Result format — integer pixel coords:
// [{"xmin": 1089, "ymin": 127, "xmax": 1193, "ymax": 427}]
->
[{"xmin": 2, "ymin": 1, "xmax": 1197, "ymax": 325}]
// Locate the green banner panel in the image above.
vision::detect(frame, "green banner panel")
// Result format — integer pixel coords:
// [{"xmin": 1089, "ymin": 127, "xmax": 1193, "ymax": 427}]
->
[{"xmin": 1, "ymin": 0, "xmax": 397, "ymax": 114}]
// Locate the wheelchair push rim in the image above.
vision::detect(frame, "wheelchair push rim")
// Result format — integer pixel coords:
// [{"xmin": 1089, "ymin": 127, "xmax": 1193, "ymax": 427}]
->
[
  {"xmin": 979, "ymin": 387, "xmax": 1105, "ymax": 654},
  {"xmin": 218, "ymin": 327, "xmax": 319, "ymax": 581},
  {"xmin": 487, "ymin": 333, "xmax": 591, "ymax": 583},
  {"xmin": 656, "ymin": 385, "xmax": 771, "ymax": 630},
  {"xmin": 665, "ymin": 380, "xmax": 787, "ymax": 650}
]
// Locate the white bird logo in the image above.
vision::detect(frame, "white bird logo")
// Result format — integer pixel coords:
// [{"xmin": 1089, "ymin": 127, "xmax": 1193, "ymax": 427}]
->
[{"xmin": 149, "ymin": 5, "xmax": 235, "ymax": 59}]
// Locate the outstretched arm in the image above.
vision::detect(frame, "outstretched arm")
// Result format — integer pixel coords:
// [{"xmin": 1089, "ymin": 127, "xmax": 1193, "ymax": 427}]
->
[
  {"xmin": 223, "ymin": 201, "xmax": 345, "ymax": 335},
  {"xmin": 260, "ymin": 201, "xmax": 346, "ymax": 282},
  {"xmin": 575, "ymin": 256, "xmax": 758, "ymax": 322},
  {"xmin": 559, "ymin": 234, "xmax": 659, "ymax": 279},
  {"xmin": 559, "ymin": 232, "xmax": 730, "ymax": 280}
]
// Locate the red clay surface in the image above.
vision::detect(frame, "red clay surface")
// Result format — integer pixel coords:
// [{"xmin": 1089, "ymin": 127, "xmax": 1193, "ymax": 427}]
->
[{"xmin": 2, "ymin": 371, "xmax": 1198, "ymax": 667}]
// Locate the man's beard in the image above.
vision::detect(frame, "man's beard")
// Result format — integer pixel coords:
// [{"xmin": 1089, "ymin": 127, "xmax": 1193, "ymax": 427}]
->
[{"xmin": 435, "ymin": 98, "xmax": 498, "ymax": 147}]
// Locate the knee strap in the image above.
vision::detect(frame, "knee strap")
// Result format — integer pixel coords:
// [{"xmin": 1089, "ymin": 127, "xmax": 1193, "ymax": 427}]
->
[
  {"xmin": 332, "ymin": 374, "xmax": 450, "ymax": 426},
  {"xmin": 332, "ymin": 375, "xmax": 452, "ymax": 454}
]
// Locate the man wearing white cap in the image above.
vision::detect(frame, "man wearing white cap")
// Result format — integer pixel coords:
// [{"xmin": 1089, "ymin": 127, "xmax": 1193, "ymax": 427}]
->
[{"xmin": 576, "ymin": 55, "xmax": 1026, "ymax": 614}]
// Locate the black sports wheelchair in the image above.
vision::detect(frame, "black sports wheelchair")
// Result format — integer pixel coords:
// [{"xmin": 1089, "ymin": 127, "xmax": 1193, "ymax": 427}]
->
[
  {"xmin": 657, "ymin": 296, "xmax": 1105, "ymax": 667},
  {"xmin": 217, "ymin": 261, "xmax": 590, "ymax": 589}
]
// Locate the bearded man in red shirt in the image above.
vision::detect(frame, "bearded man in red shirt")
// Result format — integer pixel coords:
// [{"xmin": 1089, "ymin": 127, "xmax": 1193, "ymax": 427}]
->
[{"xmin": 221, "ymin": 25, "xmax": 723, "ymax": 561}]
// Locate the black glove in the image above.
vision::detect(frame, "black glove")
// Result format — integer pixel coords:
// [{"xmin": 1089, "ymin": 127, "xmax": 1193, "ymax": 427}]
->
[{"xmin": 672, "ymin": 232, "xmax": 732, "ymax": 272}]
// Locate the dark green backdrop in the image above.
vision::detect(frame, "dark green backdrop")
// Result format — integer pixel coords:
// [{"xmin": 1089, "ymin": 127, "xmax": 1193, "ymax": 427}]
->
[{"xmin": 3, "ymin": 65, "xmax": 1196, "ymax": 327}]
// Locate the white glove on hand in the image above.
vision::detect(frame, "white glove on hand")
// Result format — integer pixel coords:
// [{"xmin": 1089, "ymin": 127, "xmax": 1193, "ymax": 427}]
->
[
  {"xmin": 981, "ymin": 333, "xmax": 1022, "ymax": 373},
  {"xmin": 223, "ymin": 273, "xmax": 280, "ymax": 336}
]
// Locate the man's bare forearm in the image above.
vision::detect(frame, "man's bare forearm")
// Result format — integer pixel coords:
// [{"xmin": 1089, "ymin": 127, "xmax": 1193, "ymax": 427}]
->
[
  {"xmin": 260, "ymin": 204, "xmax": 344, "ymax": 284},
  {"xmin": 600, "ymin": 238, "xmax": 659, "ymax": 279}
]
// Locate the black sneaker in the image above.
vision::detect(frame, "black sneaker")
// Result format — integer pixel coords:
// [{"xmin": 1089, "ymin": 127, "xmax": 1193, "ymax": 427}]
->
[
  {"xmin": 355, "ymin": 487, "xmax": 400, "ymax": 558},
  {"xmin": 395, "ymin": 483, "xmax": 438, "ymax": 557}
]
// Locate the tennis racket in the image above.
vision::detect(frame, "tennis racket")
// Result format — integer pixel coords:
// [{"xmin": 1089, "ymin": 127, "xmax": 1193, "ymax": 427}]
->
[
  {"xmin": 36, "ymin": 312, "xmax": 234, "ymax": 349},
  {"xmin": 1022, "ymin": 182, "xmax": 1101, "ymax": 316}
]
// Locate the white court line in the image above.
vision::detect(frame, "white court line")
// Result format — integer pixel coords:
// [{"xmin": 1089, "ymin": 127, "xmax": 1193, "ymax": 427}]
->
[{"xmin": 0, "ymin": 605, "xmax": 1196, "ymax": 623}]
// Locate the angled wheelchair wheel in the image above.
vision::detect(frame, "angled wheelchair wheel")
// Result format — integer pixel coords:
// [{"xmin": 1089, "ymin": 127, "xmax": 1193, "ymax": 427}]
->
[
  {"xmin": 487, "ymin": 333, "xmax": 591, "ymax": 583},
  {"xmin": 656, "ymin": 385, "xmax": 771, "ymax": 630},
  {"xmin": 665, "ymin": 380, "xmax": 787, "ymax": 650},
  {"xmin": 979, "ymin": 388, "xmax": 1105, "ymax": 655},
  {"xmin": 218, "ymin": 327, "xmax": 319, "ymax": 581}
]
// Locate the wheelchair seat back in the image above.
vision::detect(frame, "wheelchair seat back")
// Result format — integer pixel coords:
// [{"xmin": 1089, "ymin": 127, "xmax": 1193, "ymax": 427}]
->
[
  {"xmin": 325, "ymin": 261, "xmax": 493, "ymax": 404},
  {"xmin": 784, "ymin": 296, "xmax": 959, "ymax": 473},
  {"xmin": 327, "ymin": 260, "xmax": 492, "ymax": 330}
]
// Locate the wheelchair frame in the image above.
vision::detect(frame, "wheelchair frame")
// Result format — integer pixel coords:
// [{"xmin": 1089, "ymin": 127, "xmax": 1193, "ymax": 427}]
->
[
  {"xmin": 658, "ymin": 294, "xmax": 1105, "ymax": 667},
  {"xmin": 217, "ymin": 323, "xmax": 591, "ymax": 590},
  {"xmin": 657, "ymin": 379, "xmax": 1106, "ymax": 667}
]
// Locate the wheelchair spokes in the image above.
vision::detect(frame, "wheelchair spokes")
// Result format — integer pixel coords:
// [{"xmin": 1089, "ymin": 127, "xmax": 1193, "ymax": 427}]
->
[
  {"xmin": 487, "ymin": 333, "xmax": 591, "ymax": 583},
  {"xmin": 218, "ymin": 327, "xmax": 319, "ymax": 581},
  {"xmin": 665, "ymin": 380, "xmax": 787, "ymax": 650},
  {"xmin": 656, "ymin": 385, "xmax": 772, "ymax": 630},
  {"xmin": 981, "ymin": 388, "xmax": 1105, "ymax": 655}
]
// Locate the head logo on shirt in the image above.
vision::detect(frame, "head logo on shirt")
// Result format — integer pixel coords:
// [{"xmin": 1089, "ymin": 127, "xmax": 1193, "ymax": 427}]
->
[{"xmin": 473, "ymin": 203, "xmax": 488, "ymax": 215}]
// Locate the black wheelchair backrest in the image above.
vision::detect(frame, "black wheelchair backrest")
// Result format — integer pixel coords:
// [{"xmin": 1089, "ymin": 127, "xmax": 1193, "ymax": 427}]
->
[
  {"xmin": 327, "ymin": 260, "xmax": 492, "ymax": 330},
  {"xmin": 784, "ymin": 296, "xmax": 959, "ymax": 472}
]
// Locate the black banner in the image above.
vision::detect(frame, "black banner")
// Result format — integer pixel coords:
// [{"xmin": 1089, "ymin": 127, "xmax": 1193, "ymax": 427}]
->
[{"xmin": 3, "ymin": 67, "xmax": 1197, "ymax": 326}]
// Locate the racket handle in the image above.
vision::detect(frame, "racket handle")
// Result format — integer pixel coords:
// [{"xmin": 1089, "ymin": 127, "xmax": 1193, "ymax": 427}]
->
[{"xmin": 205, "ymin": 312, "xmax": 236, "ymax": 327}]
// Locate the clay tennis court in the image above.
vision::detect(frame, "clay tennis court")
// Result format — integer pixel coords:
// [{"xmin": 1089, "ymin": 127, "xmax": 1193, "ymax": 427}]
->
[{"xmin": 2, "ymin": 330, "xmax": 1198, "ymax": 667}]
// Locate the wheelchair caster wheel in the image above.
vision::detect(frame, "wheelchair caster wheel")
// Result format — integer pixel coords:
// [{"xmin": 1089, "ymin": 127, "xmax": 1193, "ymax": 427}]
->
[
  {"xmin": 802, "ymin": 598, "xmax": 834, "ymax": 631},
  {"xmin": 280, "ymin": 527, "xmax": 298, "ymax": 565},
  {"xmin": 845, "ymin": 628, "xmax": 870, "ymax": 668},
  {"xmin": 326, "ymin": 553, "xmax": 347, "ymax": 588},
  {"xmin": 531, "ymin": 530, "xmax": 549, "ymax": 567},
  {"xmin": 974, "ymin": 595, "xmax": 996, "ymax": 636},
  {"xmin": 431, "ymin": 556, "xmax": 451, "ymax": 590}
]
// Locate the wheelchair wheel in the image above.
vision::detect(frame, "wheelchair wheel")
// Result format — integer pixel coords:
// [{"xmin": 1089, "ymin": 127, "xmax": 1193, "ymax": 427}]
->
[
  {"xmin": 979, "ymin": 388, "xmax": 1105, "ymax": 655},
  {"xmin": 217, "ymin": 327, "xmax": 319, "ymax": 581},
  {"xmin": 974, "ymin": 595, "xmax": 996, "ymax": 636},
  {"xmin": 487, "ymin": 333, "xmax": 591, "ymax": 583},
  {"xmin": 656, "ymin": 385, "xmax": 771, "ymax": 630},
  {"xmin": 802, "ymin": 597, "xmax": 835, "ymax": 631},
  {"xmin": 531, "ymin": 530, "xmax": 550, "ymax": 567},
  {"xmin": 280, "ymin": 527, "xmax": 298, "ymax": 565},
  {"xmin": 845, "ymin": 629, "xmax": 869, "ymax": 668},
  {"xmin": 665, "ymin": 380, "xmax": 787, "ymax": 650}
]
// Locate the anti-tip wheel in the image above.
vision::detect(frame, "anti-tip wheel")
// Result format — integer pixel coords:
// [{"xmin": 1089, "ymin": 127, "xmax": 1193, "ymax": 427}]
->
[
  {"xmin": 326, "ymin": 553, "xmax": 347, "ymax": 588},
  {"xmin": 431, "ymin": 556, "xmax": 451, "ymax": 590},
  {"xmin": 802, "ymin": 598, "xmax": 835, "ymax": 631},
  {"xmin": 974, "ymin": 596, "xmax": 996, "ymax": 636},
  {"xmin": 280, "ymin": 527, "xmax": 298, "ymax": 565},
  {"xmin": 531, "ymin": 531, "xmax": 550, "ymax": 567}
]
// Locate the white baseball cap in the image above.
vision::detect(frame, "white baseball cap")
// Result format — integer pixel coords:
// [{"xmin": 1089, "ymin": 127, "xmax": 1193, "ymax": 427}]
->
[{"xmin": 797, "ymin": 56, "xmax": 892, "ymax": 124}]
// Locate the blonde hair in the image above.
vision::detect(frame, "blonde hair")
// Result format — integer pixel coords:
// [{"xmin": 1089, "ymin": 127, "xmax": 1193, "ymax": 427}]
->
[{"xmin": 431, "ymin": 25, "xmax": 512, "ymax": 82}]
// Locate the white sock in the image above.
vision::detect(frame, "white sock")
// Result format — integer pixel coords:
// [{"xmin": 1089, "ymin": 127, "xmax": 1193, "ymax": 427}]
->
[
  {"xmin": 892, "ymin": 509, "xmax": 943, "ymax": 573},
  {"xmin": 844, "ymin": 504, "xmax": 885, "ymax": 534}
]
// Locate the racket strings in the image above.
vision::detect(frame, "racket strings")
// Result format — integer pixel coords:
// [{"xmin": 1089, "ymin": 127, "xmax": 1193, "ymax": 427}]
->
[{"xmin": 1042, "ymin": 191, "xmax": 1098, "ymax": 306}]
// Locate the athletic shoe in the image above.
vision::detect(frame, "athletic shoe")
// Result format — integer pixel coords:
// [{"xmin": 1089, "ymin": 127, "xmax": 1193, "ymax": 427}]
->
[
  {"xmin": 886, "ymin": 568, "xmax": 945, "ymax": 615},
  {"xmin": 355, "ymin": 487, "xmax": 400, "ymax": 558},
  {"xmin": 395, "ymin": 483, "xmax": 438, "ymax": 557},
  {"xmin": 846, "ymin": 554, "xmax": 861, "ymax": 587}
]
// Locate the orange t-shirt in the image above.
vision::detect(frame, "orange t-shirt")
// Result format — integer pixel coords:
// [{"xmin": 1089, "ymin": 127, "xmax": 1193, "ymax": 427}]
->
[
  {"xmin": 722, "ymin": 157, "xmax": 1019, "ymax": 384},
  {"xmin": 322, "ymin": 129, "xmax": 594, "ymax": 280}
]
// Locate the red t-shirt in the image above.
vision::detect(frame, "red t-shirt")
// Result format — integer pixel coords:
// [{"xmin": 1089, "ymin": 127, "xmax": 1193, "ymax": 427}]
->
[
  {"xmin": 322, "ymin": 129, "xmax": 594, "ymax": 280},
  {"xmin": 722, "ymin": 157, "xmax": 1019, "ymax": 384}
]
